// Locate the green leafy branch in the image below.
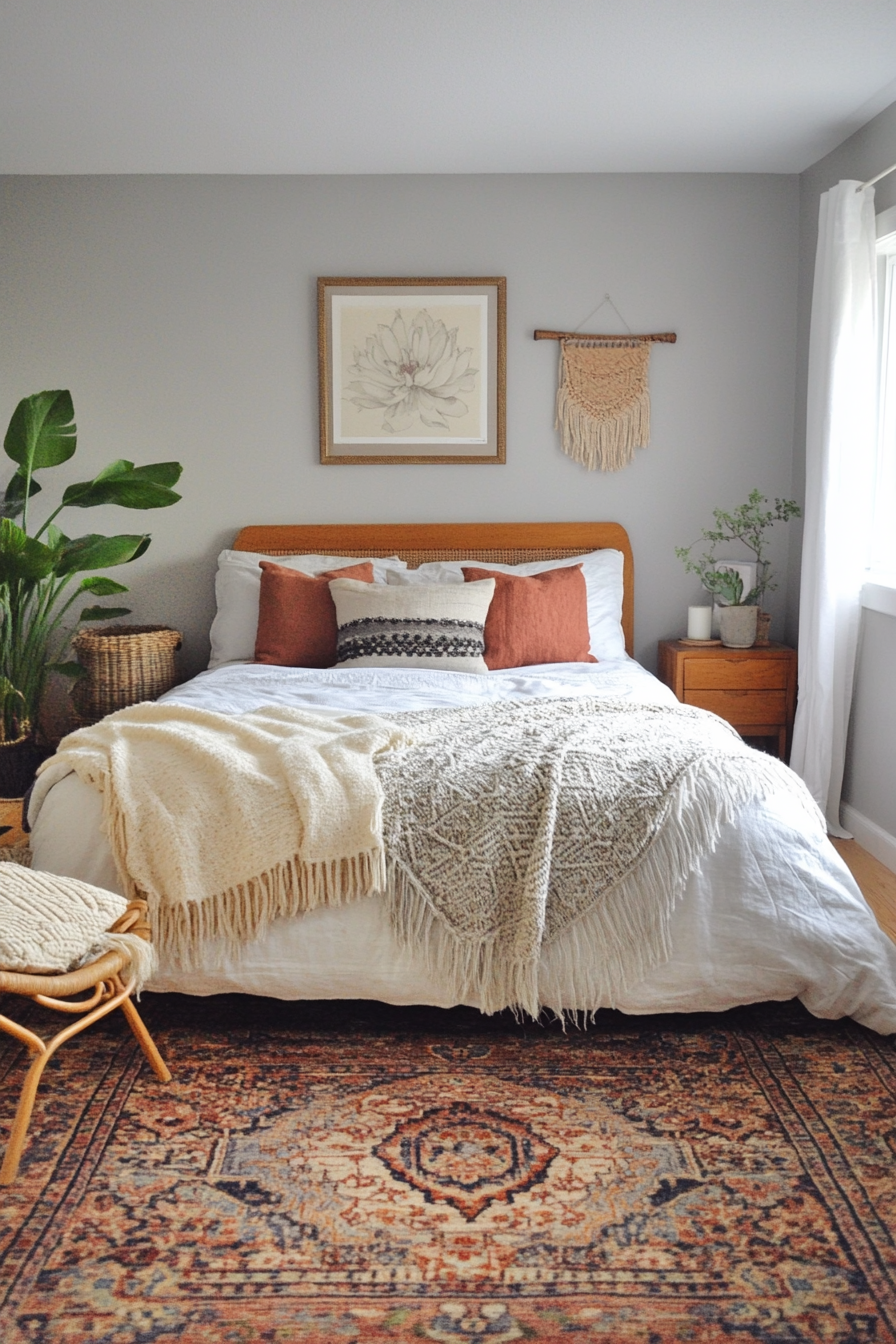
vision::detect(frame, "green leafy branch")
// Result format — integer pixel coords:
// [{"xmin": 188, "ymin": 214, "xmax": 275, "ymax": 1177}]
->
[{"xmin": 675, "ymin": 489, "xmax": 801, "ymax": 607}]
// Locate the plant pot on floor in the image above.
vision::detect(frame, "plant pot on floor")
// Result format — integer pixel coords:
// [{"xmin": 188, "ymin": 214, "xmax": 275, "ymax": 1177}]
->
[
  {"xmin": 718, "ymin": 604, "xmax": 758, "ymax": 649},
  {"xmin": 0, "ymin": 735, "xmax": 43, "ymax": 801}
]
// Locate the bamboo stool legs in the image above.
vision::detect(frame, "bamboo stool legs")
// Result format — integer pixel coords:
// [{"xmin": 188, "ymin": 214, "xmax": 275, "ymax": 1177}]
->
[
  {"xmin": 119, "ymin": 992, "xmax": 171, "ymax": 1082},
  {"xmin": 0, "ymin": 971, "xmax": 171, "ymax": 1185}
]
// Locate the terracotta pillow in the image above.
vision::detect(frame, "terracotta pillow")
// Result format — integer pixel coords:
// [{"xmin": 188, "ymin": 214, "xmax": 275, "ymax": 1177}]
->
[
  {"xmin": 254, "ymin": 561, "xmax": 374, "ymax": 667},
  {"xmin": 461, "ymin": 564, "xmax": 597, "ymax": 671}
]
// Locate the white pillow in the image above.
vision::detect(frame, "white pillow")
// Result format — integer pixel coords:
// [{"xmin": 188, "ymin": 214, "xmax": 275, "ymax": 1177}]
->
[
  {"xmin": 208, "ymin": 550, "xmax": 408, "ymax": 669},
  {"xmin": 330, "ymin": 577, "xmax": 495, "ymax": 673},
  {"xmin": 386, "ymin": 549, "xmax": 626, "ymax": 661}
]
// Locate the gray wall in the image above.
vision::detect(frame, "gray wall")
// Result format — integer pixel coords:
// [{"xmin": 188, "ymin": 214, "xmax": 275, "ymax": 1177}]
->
[
  {"xmin": 794, "ymin": 101, "xmax": 896, "ymax": 841},
  {"xmin": 1, "ymin": 173, "xmax": 799, "ymax": 682}
]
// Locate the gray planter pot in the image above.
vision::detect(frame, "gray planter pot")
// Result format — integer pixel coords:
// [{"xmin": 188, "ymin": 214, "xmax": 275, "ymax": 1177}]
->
[{"xmin": 719, "ymin": 604, "xmax": 758, "ymax": 648}]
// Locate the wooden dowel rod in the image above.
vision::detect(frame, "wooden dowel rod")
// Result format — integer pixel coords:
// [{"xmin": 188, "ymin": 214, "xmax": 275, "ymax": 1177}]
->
[{"xmin": 534, "ymin": 329, "xmax": 677, "ymax": 343}]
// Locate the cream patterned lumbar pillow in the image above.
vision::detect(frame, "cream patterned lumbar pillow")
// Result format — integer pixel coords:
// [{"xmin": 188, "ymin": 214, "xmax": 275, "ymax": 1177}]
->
[
  {"xmin": 330, "ymin": 576, "xmax": 495, "ymax": 672},
  {"xmin": 0, "ymin": 866, "xmax": 155, "ymax": 990}
]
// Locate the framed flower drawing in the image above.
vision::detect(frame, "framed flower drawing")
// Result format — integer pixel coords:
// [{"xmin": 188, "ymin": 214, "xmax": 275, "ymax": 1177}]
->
[{"xmin": 318, "ymin": 277, "xmax": 506, "ymax": 464}]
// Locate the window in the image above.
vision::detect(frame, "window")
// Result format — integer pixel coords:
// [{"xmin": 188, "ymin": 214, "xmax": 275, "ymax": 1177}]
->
[{"xmin": 871, "ymin": 205, "xmax": 896, "ymax": 580}]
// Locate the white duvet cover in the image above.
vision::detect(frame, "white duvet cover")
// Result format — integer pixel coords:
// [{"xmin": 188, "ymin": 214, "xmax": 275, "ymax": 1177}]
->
[{"xmin": 29, "ymin": 658, "xmax": 896, "ymax": 1033}]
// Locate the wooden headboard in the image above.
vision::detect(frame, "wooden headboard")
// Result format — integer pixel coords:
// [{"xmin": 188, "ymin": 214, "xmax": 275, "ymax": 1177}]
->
[{"xmin": 232, "ymin": 522, "xmax": 634, "ymax": 657}]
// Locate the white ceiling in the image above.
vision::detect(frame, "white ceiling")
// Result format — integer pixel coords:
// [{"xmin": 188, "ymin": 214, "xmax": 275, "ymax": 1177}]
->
[{"xmin": 3, "ymin": 0, "xmax": 896, "ymax": 175}]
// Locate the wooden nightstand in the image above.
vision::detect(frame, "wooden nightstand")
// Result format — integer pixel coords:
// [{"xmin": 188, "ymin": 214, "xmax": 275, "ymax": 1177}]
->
[{"xmin": 657, "ymin": 640, "xmax": 797, "ymax": 760}]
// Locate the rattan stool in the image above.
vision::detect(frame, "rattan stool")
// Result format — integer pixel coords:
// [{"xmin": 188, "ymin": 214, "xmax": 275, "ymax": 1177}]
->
[{"xmin": 0, "ymin": 896, "xmax": 171, "ymax": 1184}]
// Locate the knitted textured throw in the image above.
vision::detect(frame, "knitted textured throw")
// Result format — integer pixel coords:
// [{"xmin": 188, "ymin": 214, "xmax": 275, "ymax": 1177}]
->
[
  {"xmin": 556, "ymin": 339, "xmax": 651, "ymax": 471},
  {"xmin": 378, "ymin": 697, "xmax": 822, "ymax": 1018}
]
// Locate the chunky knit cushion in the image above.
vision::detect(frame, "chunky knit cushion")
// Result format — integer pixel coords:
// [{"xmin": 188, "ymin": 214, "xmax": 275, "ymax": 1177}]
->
[{"xmin": 0, "ymin": 867, "xmax": 130, "ymax": 975}]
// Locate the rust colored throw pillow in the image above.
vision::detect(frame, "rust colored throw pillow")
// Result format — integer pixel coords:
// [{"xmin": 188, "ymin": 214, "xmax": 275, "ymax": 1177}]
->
[
  {"xmin": 254, "ymin": 561, "xmax": 374, "ymax": 667},
  {"xmin": 461, "ymin": 564, "xmax": 597, "ymax": 671}
]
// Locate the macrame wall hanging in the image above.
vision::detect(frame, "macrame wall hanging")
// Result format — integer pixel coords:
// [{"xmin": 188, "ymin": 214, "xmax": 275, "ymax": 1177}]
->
[{"xmin": 535, "ymin": 295, "xmax": 676, "ymax": 472}]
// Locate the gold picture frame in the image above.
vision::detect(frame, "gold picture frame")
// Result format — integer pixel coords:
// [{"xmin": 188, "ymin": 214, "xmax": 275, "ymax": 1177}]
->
[{"xmin": 318, "ymin": 277, "xmax": 506, "ymax": 464}]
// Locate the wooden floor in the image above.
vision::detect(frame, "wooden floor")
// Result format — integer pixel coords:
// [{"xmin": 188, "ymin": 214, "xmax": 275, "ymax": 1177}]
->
[{"xmin": 831, "ymin": 838, "xmax": 896, "ymax": 943}]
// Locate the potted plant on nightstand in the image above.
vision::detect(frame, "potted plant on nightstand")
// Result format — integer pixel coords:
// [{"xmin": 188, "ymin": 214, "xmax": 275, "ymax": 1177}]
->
[
  {"xmin": 675, "ymin": 490, "xmax": 801, "ymax": 648},
  {"xmin": 0, "ymin": 389, "xmax": 183, "ymax": 799}
]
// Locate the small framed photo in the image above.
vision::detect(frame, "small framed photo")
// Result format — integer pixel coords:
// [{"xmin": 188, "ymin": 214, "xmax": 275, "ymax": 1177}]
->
[{"xmin": 318, "ymin": 277, "xmax": 506, "ymax": 464}]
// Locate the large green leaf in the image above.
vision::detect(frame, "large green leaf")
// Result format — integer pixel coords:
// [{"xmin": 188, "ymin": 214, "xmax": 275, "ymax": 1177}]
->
[
  {"xmin": 4, "ymin": 391, "xmax": 76, "ymax": 471},
  {"xmin": 78, "ymin": 575, "xmax": 130, "ymax": 596},
  {"xmin": 0, "ymin": 518, "xmax": 56, "ymax": 582},
  {"xmin": 55, "ymin": 532, "xmax": 151, "ymax": 576},
  {"xmin": 0, "ymin": 471, "xmax": 42, "ymax": 520},
  {"xmin": 62, "ymin": 459, "xmax": 182, "ymax": 510},
  {"xmin": 97, "ymin": 460, "xmax": 182, "ymax": 488}
]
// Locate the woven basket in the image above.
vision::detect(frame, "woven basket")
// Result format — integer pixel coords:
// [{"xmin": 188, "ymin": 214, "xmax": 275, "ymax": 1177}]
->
[{"xmin": 72, "ymin": 625, "xmax": 182, "ymax": 724}]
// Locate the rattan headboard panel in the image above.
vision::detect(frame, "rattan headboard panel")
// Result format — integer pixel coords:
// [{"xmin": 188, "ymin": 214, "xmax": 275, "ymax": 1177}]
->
[{"xmin": 232, "ymin": 522, "xmax": 634, "ymax": 656}]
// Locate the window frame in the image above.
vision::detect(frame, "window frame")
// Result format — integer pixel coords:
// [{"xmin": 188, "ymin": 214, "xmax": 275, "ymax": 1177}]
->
[{"xmin": 862, "ymin": 203, "xmax": 896, "ymax": 609}]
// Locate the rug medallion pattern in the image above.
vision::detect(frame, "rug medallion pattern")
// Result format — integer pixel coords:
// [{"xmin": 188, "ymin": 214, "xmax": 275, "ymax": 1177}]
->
[{"xmin": 1, "ymin": 996, "xmax": 894, "ymax": 1342}]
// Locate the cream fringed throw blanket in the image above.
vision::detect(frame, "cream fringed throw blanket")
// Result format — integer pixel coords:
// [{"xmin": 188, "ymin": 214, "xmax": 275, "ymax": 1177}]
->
[
  {"xmin": 34, "ymin": 703, "xmax": 412, "ymax": 966},
  {"xmin": 556, "ymin": 339, "xmax": 650, "ymax": 471}
]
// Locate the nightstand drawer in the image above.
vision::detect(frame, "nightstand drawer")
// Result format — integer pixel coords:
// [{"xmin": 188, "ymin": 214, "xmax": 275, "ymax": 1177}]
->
[
  {"xmin": 683, "ymin": 659, "xmax": 789, "ymax": 691},
  {"xmin": 686, "ymin": 689, "xmax": 787, "ymax": 724}
]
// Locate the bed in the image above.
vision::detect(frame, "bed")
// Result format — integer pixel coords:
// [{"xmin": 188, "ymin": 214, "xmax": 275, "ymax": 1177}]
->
[{"xmin": 28, "ymin": 522, "xmax": 896, "ymax": 1034}]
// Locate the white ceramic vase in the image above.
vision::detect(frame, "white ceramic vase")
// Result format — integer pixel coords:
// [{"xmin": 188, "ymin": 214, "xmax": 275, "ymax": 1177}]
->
[{"xmin": 718, "ymin": 604, "xmax": 758, "ymax": 649}]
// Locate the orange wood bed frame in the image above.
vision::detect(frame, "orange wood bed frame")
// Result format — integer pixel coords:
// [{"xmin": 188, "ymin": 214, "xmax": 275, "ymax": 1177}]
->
[{"xmin": 232, "ymin": 522, "xmax": 634, "ymax": 658}]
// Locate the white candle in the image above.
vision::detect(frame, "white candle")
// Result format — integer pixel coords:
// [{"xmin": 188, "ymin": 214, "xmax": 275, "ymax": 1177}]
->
[{"xmin": 687, "ymin": 605, "xmax": 713, "ymax": 640}]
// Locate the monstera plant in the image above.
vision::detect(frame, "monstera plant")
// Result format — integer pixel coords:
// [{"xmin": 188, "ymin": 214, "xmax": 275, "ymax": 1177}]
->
[{"xmin": 0, "ymin": 390, "xmax": 182, "ymax": 785}]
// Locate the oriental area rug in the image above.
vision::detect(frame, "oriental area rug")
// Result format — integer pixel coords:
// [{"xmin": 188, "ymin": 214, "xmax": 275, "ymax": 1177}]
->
[{"xmin": 1, "ymin": 994, "xmax": 895, "ymax": 1344}]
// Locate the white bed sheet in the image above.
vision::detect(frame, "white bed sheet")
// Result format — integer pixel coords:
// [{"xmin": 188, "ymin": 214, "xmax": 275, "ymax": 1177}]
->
[{"xmin": 29, "ymin": 659, "xmax": 896, "ymax": 1033}]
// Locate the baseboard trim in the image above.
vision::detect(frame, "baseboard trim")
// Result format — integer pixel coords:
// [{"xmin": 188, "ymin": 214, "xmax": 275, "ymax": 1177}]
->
[{"xmin": 840, "ymin": 804, "xmax": 896, "ymax": 875}]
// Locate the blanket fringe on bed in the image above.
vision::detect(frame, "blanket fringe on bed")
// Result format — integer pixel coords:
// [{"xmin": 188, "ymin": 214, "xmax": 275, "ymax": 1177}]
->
[
  {"xmin": 148, "ymin": 851, "xmax": 387, "ymax": 971},
  {"xmin": 386, "ymin": 748, "xmax": 797, "ymax": 1021}
]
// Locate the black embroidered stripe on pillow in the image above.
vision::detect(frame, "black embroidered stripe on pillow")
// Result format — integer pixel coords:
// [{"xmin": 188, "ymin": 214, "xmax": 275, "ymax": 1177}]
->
[{"xmin": 337, "ymin": 616, "xmax": 485, "ymax": 664}]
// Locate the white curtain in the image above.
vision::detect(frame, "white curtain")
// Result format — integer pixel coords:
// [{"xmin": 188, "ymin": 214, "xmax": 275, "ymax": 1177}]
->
[{"xmin": 790, "ymin": 180, "xmax": 878, "ymax": 835}]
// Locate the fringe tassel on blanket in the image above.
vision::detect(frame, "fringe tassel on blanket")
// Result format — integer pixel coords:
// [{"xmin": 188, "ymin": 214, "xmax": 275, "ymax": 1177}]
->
[
  {"xmin": 145, "ymin": 849, "xmax": 385, "ymax": 970},
  {"xmin": 143, "ymin": 849, "xmax": 385, "ymax": 970},
  {"xmin": 556, "ymin": 339, "xmax": 651, "ymax": 472}
]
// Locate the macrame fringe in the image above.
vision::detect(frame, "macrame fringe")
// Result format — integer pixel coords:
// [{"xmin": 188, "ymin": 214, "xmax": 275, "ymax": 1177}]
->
[
  {"xmin": 386, "ymin": 750, "xmax": 808, "ymax": 1024},
  {"xmin": 555, "ymin": 380, "xmax": 650, "ymax": 472}
]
